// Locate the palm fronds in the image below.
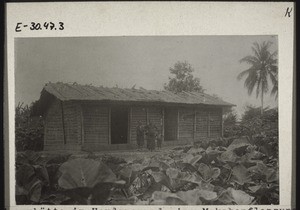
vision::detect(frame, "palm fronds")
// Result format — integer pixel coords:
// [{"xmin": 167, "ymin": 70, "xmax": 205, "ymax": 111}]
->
[{"xmin": 238, "ymin": 41, "xmax": 278, "ymax": 100}]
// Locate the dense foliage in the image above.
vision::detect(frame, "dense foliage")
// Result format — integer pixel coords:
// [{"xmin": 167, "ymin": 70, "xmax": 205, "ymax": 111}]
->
[
  {"xmin": 16, "ymin": 133, "xmax": 279, "ymax": 205},
  {"xmin": 164, "ymin": 61, "xmax": 205, "ymax": 93},
  {"xmin": 223, "ymin": 106, "xmax": 278, "ymax": 158},
  {"xmin": 15, "ymin": 102, "xmax": 44, "ymax": 151}
]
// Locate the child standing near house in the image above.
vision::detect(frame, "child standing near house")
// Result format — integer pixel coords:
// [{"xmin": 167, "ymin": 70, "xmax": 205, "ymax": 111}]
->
[
  {"xmin": 156, "ymin": 133, "xmax": 163, "ymax": 150},
  {"xmin": 145, "ymin": 121, "xmax": 157, "ymax": 152},
  {"xmin": 136, "ymin": 121, "xmax": 144, "ymax": 150}
]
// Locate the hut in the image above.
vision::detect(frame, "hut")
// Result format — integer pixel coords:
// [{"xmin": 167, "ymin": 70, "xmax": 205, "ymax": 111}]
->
[{"xmin": 35, "ymin": 82, "xmax": 234, "ymax": 151}]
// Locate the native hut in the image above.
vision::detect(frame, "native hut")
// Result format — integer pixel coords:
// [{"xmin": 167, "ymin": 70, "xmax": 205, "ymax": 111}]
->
[{"xmin": 36, "ymin": 82, "xmax": 234, "ymax": 151}]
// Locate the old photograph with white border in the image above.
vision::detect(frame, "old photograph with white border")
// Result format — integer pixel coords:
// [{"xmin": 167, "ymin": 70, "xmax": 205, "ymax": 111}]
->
[{"xmin": 5, "ymin": 2, "xmax": 295, "ymax": 210}]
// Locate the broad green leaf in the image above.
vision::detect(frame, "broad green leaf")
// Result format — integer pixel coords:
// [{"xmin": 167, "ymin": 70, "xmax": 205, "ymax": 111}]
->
[
  {"xmin": 150, "ymin": 191, "xmax": 187, "ymax": 205},
  {"xmin": 15, "ymin": 185, "xmax": 27, "ymax": 196},
  {"xmin": 266, "ymin": 168, "xmax": 278, "ymax": 183},
  {"xmin": 166, "ymin": 168, "xmax": 179, "ymax": 179},
  {"xmin": 181, "ymin": 153, "xmax": 195, "ymax": 163},
  {"xmin": 247, "ymin": 162, "xmax": 279, "ymax": 183},
  {"xmin": 165, "ymin": 197, "xmax": 187, "ymax": 205},
  {"xmin": 189, "ymin": 155, "xmax": 203, "ymax": 166},
  {"xmin": 206, "ymin": 146, "xmax": 223, "ymax": 159},
  {"xmin": 181, "ymin": 153, "xmax": 202, "ymax": 165},
  {"xmin": 187, "ymin": 147, "xmax": 205, "ymax": 155},
  {"xmin": 16, "ymin": 164, "xmax": 35, "ymax": 186},
  {"xmin": 118, "ymin": 166, "xmax": 132, "ymax": 179},
  {"xmin": 131, "ymin": 163, "xmax": 144, "ymax": 172},
  {"xmin": 229, "ymin": 187, "xmax": 254, "ymax": 205},
  {"xmin": 219, "ymin": 150, "xmax": 238, "ymax": 163},
  {"xmin": 16, "ymin": 164, "xmax": 44, "ymax": 202},
  {"xmin": 248, "ymin": 185, "xmax": 262, "ymax": 193},
  {"xmin": 198, "ymin": 163, "xmax": 220, "ymax": 182},
  {"xmin": 227, "ymin": 137, "xmax": 251, "ymax": 151},
  {"xmin": 197, "ymin": 182, "xmax": 215, "ymax": 191},
  {"xmin": 217, "ymin": 188, "xmax": 234, "ymax": 205},
  {"xmin": 231, "ymin": 164, "xmax": 252, "ymax": 185},
  {"xmin": 151, "ymin": 191, "xmax": 180, "ymax": 201},
  {"xmin": 177, "ymin": 171, "xmax": 203, "ymax": 184},
  {"xmin": 198, "ymin": 189, "xmax": 218, "ymax": 201},
  {"xmin": 166, "ymin": 168, "xmax": 202, "ymax": 185},
  {"xmin": 176, "ymin": 189, "xmax": 202, "ymax": 205},
  {"xmin": 58, "ymin": 158, "xmax": 117, "ymax": 189},
  {"xmin": 128, "ymin": 171, "xmax": 154, "ymax": 196},
  {"xmin": 28, "ymin": 180, "xmax": 43, "ymax": 203},
  {"xmin": 34, "ymin": 165, "xmax": 50, "ymax": 186},
  {"xmin": 147, "ymin": 170, "xmax": 172, "ymax": 189}
]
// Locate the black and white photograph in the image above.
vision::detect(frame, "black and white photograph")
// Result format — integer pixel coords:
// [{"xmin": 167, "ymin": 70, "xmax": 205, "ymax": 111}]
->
[
  {"xmin": 14, "ymin": 36, "xmax": 279, "ymax": 205},
  {"xmin": 5, "ymin": 2, "xmax": 295, "ymax": 210}
]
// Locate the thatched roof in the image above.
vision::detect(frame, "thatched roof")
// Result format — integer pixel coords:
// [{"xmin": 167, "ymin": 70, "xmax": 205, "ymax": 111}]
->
[
  {"xmin": 40, "ymin": 82, "xmax": 234, "ymax": 107},
  {"xmin": 32, "ymin": 82, "xmax": 235, "ymax": 116}
]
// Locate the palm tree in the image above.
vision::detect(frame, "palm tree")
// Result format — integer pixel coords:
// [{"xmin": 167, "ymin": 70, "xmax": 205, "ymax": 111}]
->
[{"xmin": 237, "ymin": 41, "xmax": 278, "ymax": 115}]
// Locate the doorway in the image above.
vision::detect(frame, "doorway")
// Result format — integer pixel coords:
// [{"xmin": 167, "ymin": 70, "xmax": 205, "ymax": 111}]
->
[
  {"xmin": 164, "ymin": 108, "xmax": 178, "ymax": 141},
  {"xmin": 111, "ymin": 106, "xmax": 128, "ymax": 144}
]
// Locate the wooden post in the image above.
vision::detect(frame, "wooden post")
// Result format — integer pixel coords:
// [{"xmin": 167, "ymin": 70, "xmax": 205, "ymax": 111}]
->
[
  {"xmin": 221, "ymin": 108, "xmax": 224, "ymax": 137},
  {"xmin": 108, "ymin": 107, "xmax": 111, "ymax": 144},
  {"xmin": 207, "ymin": 110, "xmax": 211, "ymax": 138},
  {"xmin": 60, "ymin": 101, "xmax": 66, "ymax": 145},
  {"xmin": 80, "ymin": 104, "xmax": 84, "ymax": 145},
  {"xmin": 193, "ymin": 109, "xmax": 196, "ymax": 141},
  {"xmin": 177, "ymin": 109, "xmax": 180, "ymax": 141},
  {"xmin": 43, "ymin": 114, "xmax": 47, "ymax": 146},
  {"xmin": 146, "ymin": 107, "xmax": 149, "ymax": 124},
  {"xmin": 128, "ymin": 107, "xmax": 132, "ymax": 144},
  {"xmin": 162, "ymin": 108, "xmax": 165, "ymax": 143}
]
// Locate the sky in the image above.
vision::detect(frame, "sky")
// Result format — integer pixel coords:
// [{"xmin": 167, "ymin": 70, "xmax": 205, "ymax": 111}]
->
[{"xmin": 15, "ymin": 36, "xmax": 278, "ymax": 117}]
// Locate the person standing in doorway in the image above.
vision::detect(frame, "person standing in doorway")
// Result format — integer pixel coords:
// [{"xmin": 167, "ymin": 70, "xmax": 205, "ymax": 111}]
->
[
  {"xmin": 145, "ymin": 120, "xmax": 157, "ymax": 152},
  {"xmin": 136, "ymin": 121, "xmax": 144, "ymax": 150}
]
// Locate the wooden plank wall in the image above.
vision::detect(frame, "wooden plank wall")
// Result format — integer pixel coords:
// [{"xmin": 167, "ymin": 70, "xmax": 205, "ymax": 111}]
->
[
  {"xmin": 130, "ymin": 107, "xmax": 147, "ymax": 145},
  {"xmin": 82, "ymin": 104, "xmax": 109, "ymax": 145},
  {"xmin": 195, "ymin": 109, "xmax": 209, "ymax": 139},
  {"xmin": 63, "ymin": 101, "xmax": 81, "ymax": 145},
  {"xmin": 177, "ymin": 107, "xmax": 222, "ymax": 142},
  {"xmin": 148, "ymin": 107, "xmax": 163, "ymax": 135},
  {"xmin": 178, "ymin": 108, "xmax": 194, "ymax": 140},
  {"xmin": 44, "ymin": 99, "xmax": 64, "ymax": 145},
  {"xmin": 209, "ymin": 108, "xmax": 222, "ymax": 138},
  {"xmin": 44, "ymin": 100, "xmax": 223, "ymax": 149}
]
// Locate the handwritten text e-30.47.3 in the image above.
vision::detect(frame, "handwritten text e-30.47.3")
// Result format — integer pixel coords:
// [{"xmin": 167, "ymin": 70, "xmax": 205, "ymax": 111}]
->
[{"xmin": 15, "ymin": 22, "xmax": 65, "ymax": 32}]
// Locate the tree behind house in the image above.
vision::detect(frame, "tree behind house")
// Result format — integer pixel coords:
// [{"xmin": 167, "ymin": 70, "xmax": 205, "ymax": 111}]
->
[{"xmin": 164, "ymin": 61, "xmax": 205, "ymax": 93}]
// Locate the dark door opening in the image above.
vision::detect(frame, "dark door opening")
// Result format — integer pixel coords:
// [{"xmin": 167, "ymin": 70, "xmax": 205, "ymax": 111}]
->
[
  {"xmin": 111, "ymin": 106, "xmax": 128, "ymax": 144},
  {"xmin": 164, "ymin": 108, "xmax": 178, "ymax": 141}
]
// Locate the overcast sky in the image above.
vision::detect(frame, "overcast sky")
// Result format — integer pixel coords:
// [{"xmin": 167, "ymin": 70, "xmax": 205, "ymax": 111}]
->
[{"xmin": 15, "ymin": 36, "xmax": 278, "ymax": 116}]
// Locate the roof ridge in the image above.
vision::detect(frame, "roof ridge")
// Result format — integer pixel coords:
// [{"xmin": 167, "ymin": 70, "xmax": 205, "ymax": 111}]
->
[{"xmin": 41, "ymin": 82, "xmax": 234, "ymax": 106}]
